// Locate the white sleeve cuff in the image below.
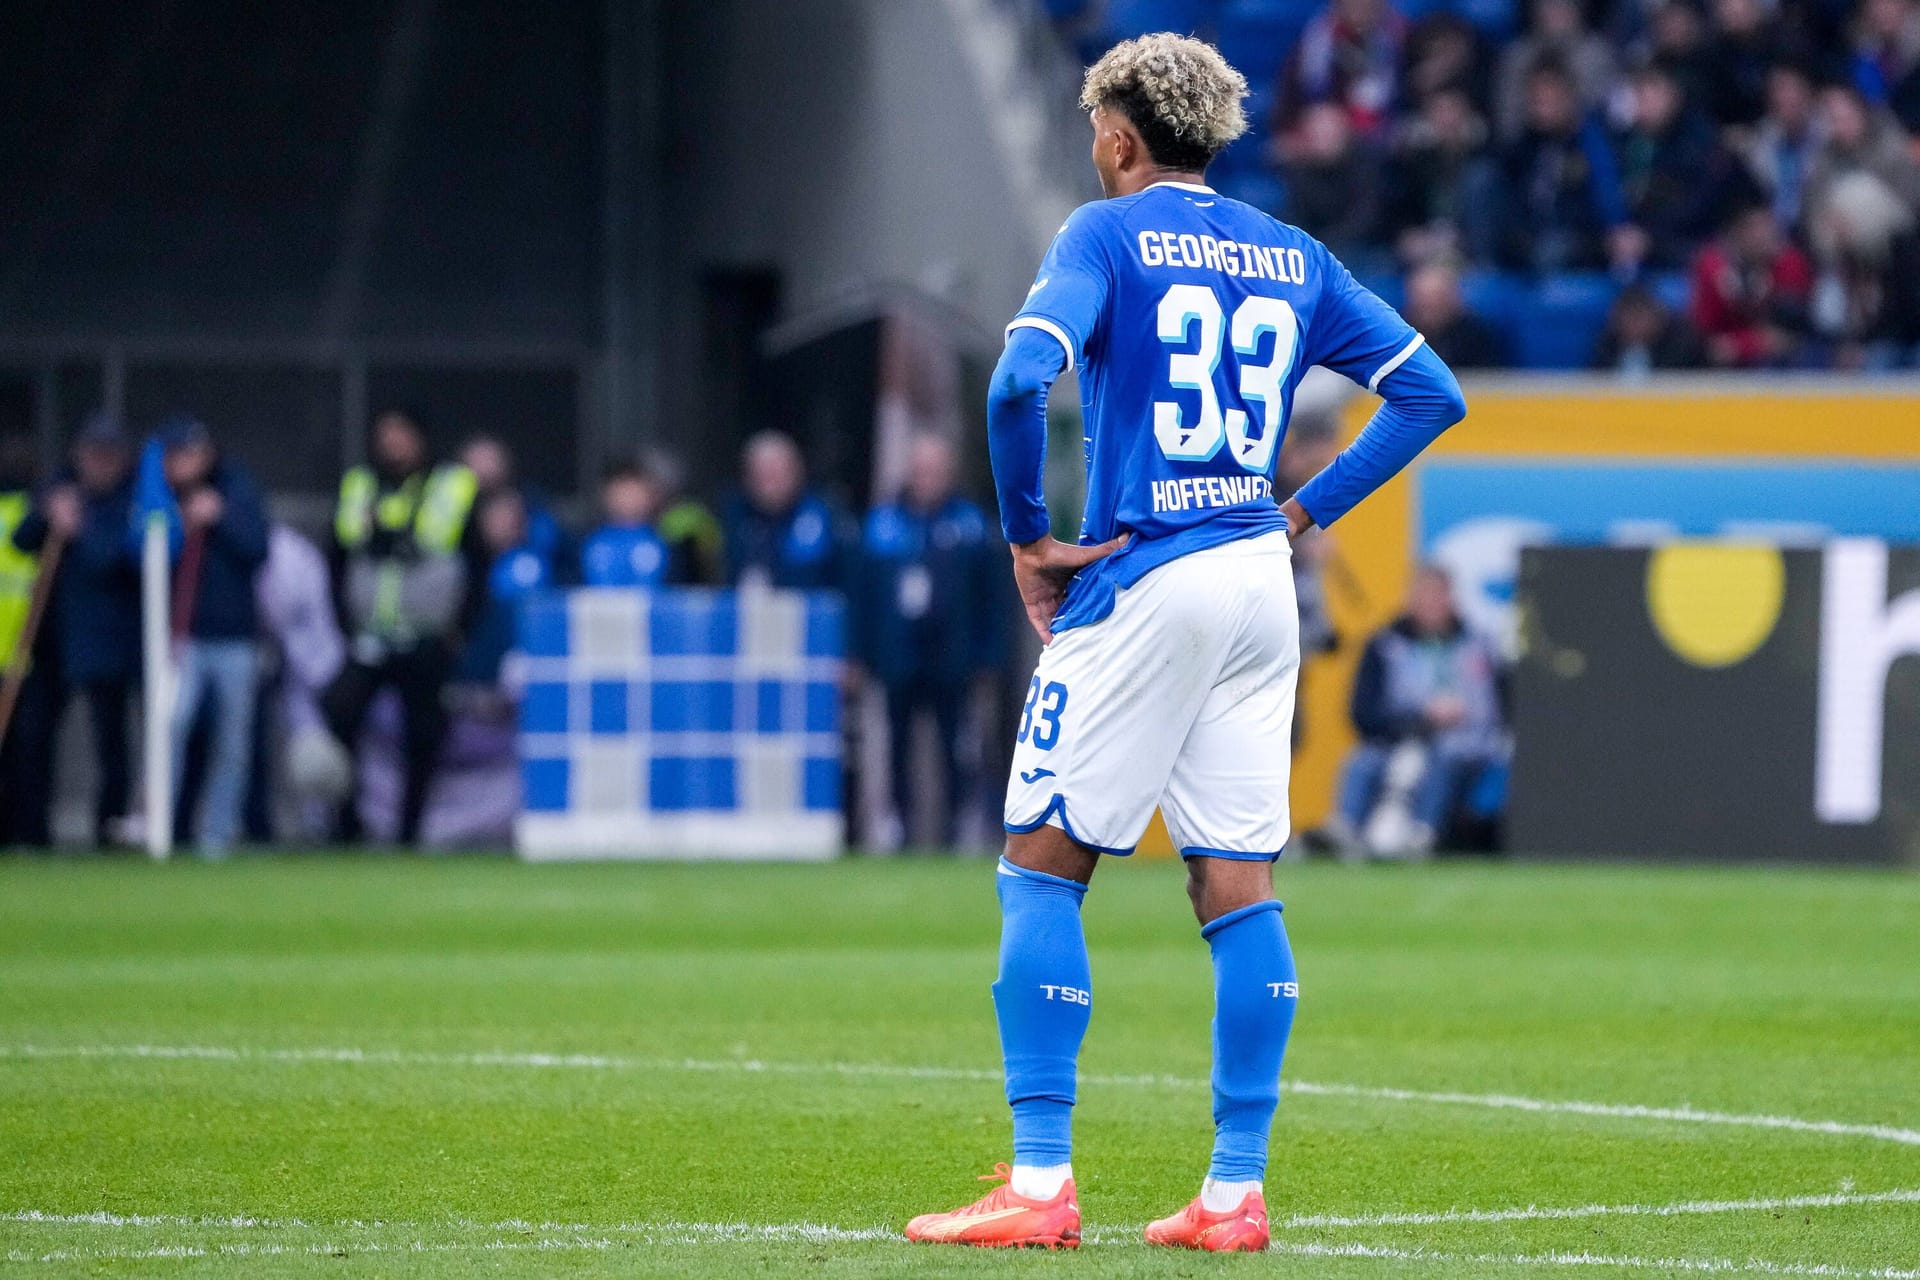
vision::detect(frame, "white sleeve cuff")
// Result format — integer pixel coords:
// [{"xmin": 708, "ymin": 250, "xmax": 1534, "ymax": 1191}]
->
[
  {"xmin": 1366, "ymin": 333, "xmax": 1426, "ymax": 394},
  {"xmin": 1006, "ymin": 316, "xmax": 1077, "ymax": 373}
]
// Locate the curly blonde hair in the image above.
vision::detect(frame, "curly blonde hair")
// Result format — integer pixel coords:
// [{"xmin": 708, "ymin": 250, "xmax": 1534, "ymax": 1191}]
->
[{"xmin": 1079, "ymin": 33, "xmax": 1249, "ymax": 170}]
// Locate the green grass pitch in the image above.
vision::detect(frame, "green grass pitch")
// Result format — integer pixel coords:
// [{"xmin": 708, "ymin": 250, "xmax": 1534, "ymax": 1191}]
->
[{"xmin": 2, "ymin": 854, "xmax": 1918, "ymax": 1277}]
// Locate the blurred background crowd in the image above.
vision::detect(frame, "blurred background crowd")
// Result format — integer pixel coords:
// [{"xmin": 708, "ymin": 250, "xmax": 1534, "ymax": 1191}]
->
[
  {"xmin": 0, "ymin": 415, "xmax": 1031, "ymax": 854},
  {"xmin": 3, "ymin": 0, "xmax": 1911, "ymax": 863},
  {"xmin": 1047, "ymin": 0, "xmax": 1920, "ymax": 370},
  {"xmin": 0, "ymin": 406, "xmax": 1503, "ymax": 863}
]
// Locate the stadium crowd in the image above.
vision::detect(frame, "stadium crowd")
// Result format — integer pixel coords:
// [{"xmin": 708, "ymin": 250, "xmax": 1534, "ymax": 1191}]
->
[
  {"xmin": 1047, "ymin": 0, "xmax": 1920, "ymax": 369},
  {"xmin": 0, "ymin": 415, "xmax": 1010, "ymax": 855},
  {"xmin": 0, "ymin": 410, "xmax": 1510, "ymax": 859}
]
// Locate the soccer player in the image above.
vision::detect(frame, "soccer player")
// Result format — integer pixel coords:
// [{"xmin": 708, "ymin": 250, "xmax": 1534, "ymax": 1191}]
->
[{"xmin": 903, "ymin": 35, "xmax": 1466, "ymax": 1252}]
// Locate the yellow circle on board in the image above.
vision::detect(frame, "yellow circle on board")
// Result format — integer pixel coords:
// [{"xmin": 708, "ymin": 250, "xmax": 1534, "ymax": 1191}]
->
[{"xmin": 1645, "ymin": 543, "xmax": 1787, "ymax": 668}]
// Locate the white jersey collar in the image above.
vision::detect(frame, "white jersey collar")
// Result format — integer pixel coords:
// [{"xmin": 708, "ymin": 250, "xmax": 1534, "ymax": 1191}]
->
[{"xmin": 1145, "ymin": 180, "xmax": 1216, "ymax": 194}]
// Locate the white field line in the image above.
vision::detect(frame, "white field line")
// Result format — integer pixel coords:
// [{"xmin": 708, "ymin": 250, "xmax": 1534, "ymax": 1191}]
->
[
  {"xmin": 8, "ymin": 1186, "xmax": 1920, "ymax": 1242},
  {"xmin": 5, "ymin": 1041, "xmax": 1920, "ymax": 1149},
  {"xmin": 1276, "ymin": 1187, "xmax": 1920, "ymax": 1230}
]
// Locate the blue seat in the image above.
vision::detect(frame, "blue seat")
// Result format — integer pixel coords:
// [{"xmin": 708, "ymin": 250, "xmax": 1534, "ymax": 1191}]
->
[
  {"xmin": 1446, "ymin": 0, "xmax": 1520, "ymax": 38},
  {"xmin": 1512, "ymin": 272, "xmax": 1619, "ymax": 368},
  {"xmin": 1458, "ymin": 270, "xmax": 1529, "ymax": 332},
  {"xmin": 1208, "ymin": 132, "xmax": 1265, "ymax": 177},
  {"xmin": 1215, "ymin": 6, "xmax": 1310, "ymax": 87},
  {"xmin": 1100, "ymin": 0, "xmax": 1222, "ymax": 39},
  {"xmin": 1214, "ymin": 168, "xmax": 1288, "ymax": 214}
]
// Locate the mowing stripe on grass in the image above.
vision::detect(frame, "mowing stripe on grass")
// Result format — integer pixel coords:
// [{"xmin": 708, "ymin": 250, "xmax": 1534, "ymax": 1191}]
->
[
  {"xmin": 1262, "ymin": 1240, "xmax": 1920, "ymax": 1278},
  {"xmin": 6, "ymin": 1041, "xmax": 1920, "ymax": 1149}
]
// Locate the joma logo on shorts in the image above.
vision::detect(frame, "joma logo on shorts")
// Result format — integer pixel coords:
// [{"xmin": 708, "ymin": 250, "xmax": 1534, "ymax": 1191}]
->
[
  {"xmin": 1040, "ymin": 985, "xmax": 1091, "ymax": 1005},
  {"xmin": 1268, "ymin": 982, "xmax": 1299, "ymax": 998}
]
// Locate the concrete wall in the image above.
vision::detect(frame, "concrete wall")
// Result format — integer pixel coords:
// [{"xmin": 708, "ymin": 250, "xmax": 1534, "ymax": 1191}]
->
[{"xmin": 655, "ymin": 0, "xmax": 1096, "ymax": 451}]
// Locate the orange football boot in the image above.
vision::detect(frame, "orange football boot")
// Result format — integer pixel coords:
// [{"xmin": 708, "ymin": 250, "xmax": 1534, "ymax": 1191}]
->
[
  {"xmin": 904, "ymin": 1163, "xmax": 1080, "ymax": 1249},
  {"xmin": 1144, "ymin": 1188, "xmax": 1270, "ymax": 1252}
]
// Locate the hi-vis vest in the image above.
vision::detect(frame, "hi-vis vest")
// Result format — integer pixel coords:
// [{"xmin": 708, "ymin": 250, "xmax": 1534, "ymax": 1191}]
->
[
  {"xmin": 334, "ymin": 464, "xmax": 477, "ymax": 644},
  {"xmin": 0, "ymin": 492, "xmax": 38, "ymax": 671},
  {"xmin": 335, "ymin": 463, "xmax": 476, "ymax": 555}
]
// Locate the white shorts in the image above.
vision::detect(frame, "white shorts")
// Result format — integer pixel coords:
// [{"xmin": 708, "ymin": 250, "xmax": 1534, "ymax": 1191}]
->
[{"xmin": 1003, "ymin": 531, "xmax": 1300, "ymax": 860}]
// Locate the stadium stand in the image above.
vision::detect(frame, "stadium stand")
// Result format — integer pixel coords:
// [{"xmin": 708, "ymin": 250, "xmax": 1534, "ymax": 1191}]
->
[{"xmin": 1039, "ymin": 0, "xmax": 1920, "ymax": 368}]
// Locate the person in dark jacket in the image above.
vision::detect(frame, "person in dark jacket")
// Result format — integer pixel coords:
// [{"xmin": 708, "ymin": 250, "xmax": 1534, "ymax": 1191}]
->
[
  {"xmin": 1593, "ymin": 281, "xmax": 1708, "ymax": 373},
  {"xmin": 1498, "ymin": 57, "xmax": 1634, "ymax": 272},
  {"xmin": 1404, "ymin": 261, "xmax": 1509, "ymax": 368},
  {"xmin": 722, "ymin": 431, "xmax": 847, "ymax": 591},
  {"xmin": 854, "ymin": 436, "xmax": 1006, "ymax": 848},
  {"xmin": 1614, "ymin": 60, "xmax": 1759, "ymax": 269},
  {"xmin": 1277, "ymin": 103, "xmax": 1388, "ymax": 268},
  {"xmin": 137, "ymin": 417, "xmax": 270, "ymax": 856},
  {"xmin": 1332, "ymin": 564, "xmax": 1506, "ymax": 857},
  {"xmin": 11, "ymin": 416, "xmax": 140, "ymax": 847}
]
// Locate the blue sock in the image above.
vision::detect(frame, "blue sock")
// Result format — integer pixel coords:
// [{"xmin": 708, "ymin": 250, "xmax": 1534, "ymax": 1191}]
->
[
  {"xmin": 1203, "ymin": 899, "xmax": 1298, "ymax": 1182},
  {"xmin": 991, "ymin": 857, "xmax": 1091, "ymax": 1168}
]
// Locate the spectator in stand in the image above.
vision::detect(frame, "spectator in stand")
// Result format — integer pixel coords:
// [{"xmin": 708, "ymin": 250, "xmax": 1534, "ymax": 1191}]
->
[
  {"xmin": 456, "ymin": 488, "xmax": 554, "ymax": 685},
  {"xmin": 1403, "ymin": 12, "xmax": 1494, "ymax": 113},
  {"xmin": 1404, "ymin": 261, "xmax": 1510, "ymax": 366},
  {"xmin": 1386, "ymin": 86, "xmax": 1503, "ymax": 265},
  {"xmin": 1743, "ymin": 62, "xmax": 1822, "ymax": 233},
  {"xmin": 580, "ymin": 461, "xmax": 670, "ymax": 588},
  {"xmin": 1277, "ymin": 0, "xmax": 1409, "ymax": 138},
  {"xmin": 1594, "ymin": 280, "xmax": 1708, "ymax": 372},
  {"xmin": 1691, "ymin": 203, "xmax": 1814, "ymax": 366},
  {"xmin": 853, "ymin": 435, "xmax": 1004, "ymax": 849},
  {"xmin": 0, "ymin": 437, "xmax": 54, "ymax": 847},
  {"xmin": 1807, "ymin": 170, "xmax": 1920, "ymax": 367},
  {"xmin": 1639, "ymin": 0, "xmax": 1713, "ymax": 102},
  {"xmin": 461, "ymin": 433, "xmax": 564, "ymax": 566},
  {"xmin": 1616, "ymin": 60, "xmax": 1757, "ymax": 268},
  {"xmin": 1851, "ymin": 0, "xmax": 1920, "ymax": 129},
  {"xmin": 644, "ymin": 448, "xmax": 725, "ymax": 586},
  {"xmin": 723, "ymin": 430, "xmax": 846, "ymax": 592},
  {"xmin": 136, "ymin": 417, "xmax": 270, "ymax": 857},
  {"xmin": 1806, "ymin": 81, "xmax": 1920, "ymax": 212},
  {"xmin": 1699, "ymin": 0, "xmax": 1787, "ymax": 126},
  {"xmin": 1331, "ymin": 564, "xmax": 1507, "ymax": 859},
  {"xmin": 324, "ymin": 408, "xmax": 483, "ymax": 844},
  {"xmin": 1278, "ymin": 103, "xmax": 1387, "ymax": 267},
  {"xmin": 10, "ymin": 417, "xmax": 140, "ymax": 848},
  {"xmin": 1495, "ymin": 0, "xmax": 1617, "ymax": 138},
  {"xmin": 1498, "ymin": 57, "xmax": 1635, "ymax": 271}
]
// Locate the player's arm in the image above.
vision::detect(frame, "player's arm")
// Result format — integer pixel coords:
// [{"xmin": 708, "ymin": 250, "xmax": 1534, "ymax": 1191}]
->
[
  {"xmin": 988, "ymin": 208, "xmax": 1126, "ymax": 643},
  {"xmin": 1283, "ymin": 254, "xmax": 1468, "ymax": 538},
  {"xmin": 988, "ymin": 327, "xmax": 1124, "ymax": 643}
]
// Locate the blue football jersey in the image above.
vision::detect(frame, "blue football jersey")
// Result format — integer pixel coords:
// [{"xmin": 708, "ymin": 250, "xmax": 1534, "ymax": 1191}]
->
[{"xmin": 1008, "ymin": 181, "xmax": 1424, "ymax": 632}]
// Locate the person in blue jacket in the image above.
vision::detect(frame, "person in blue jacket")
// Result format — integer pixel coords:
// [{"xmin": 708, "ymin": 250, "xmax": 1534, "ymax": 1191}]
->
[
  {"xmin": 136, "ymin": 417, "xmax": 271, "ymax": 856},
  {"xmin": 855, "ymin": 434, "xmax": 1008, "ymax": 848},
  {"xmin": 10, "ymin": 416, "xmax": 141, "ymax": 847},
  {"xmin": 722, "ymin": 431, "xmax": 847, "ymax": 591},
  {"xmin": 579, "ymin": 462, "xmax": 669, "ymax": 588},
  {"xmin": 456, "ymin": 487, "xmax": 554, "ymax": 685}
]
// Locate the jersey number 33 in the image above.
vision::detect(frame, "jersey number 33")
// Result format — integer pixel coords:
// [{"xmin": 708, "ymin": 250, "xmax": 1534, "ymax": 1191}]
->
[{"xmin": 1153, "ymin": 283, "xmax": 1300, "ymax": 475}]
